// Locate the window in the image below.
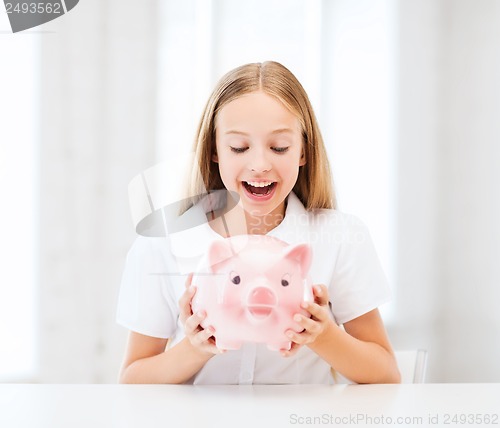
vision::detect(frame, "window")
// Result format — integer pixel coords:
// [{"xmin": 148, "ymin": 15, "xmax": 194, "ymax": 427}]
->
[
  {"xmin": 322, "ymin": 0, "xmax": 397, "ymax": 319},
  {"xmin": 0, "ymin": 18, "xmax": 39, "ymax": 379},
  {"xmin": 156, "ymin": 0, "xmax": 397, "ymax": 318}
]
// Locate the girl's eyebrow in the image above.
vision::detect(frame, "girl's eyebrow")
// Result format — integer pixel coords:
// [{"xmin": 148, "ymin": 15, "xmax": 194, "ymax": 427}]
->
[
  {"xmin": 224, "ymin": 130, "xmax": 250, "ymax": 136},
  {"xmin": 270, "ymin": 128, "xmax": 294, "ymax": 135},
  {"xmin": 224, "ymin": 128, "xmax": 294, "ymax": 136}
]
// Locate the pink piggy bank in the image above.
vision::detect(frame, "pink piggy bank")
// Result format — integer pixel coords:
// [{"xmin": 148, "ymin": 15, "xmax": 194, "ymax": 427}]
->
[{"xmin": 191, "ymin": 235, "xmax": 313, "ymax": 351}]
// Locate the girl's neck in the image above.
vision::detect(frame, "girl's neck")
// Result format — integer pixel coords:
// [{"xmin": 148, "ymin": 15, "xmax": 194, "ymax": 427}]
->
[{"xmin": 208, "ymin": 200, "xmax": 286, "ymax": 237}]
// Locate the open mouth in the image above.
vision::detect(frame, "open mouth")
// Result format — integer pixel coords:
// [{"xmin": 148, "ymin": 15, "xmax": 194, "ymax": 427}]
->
[
  {"xmin": 242, "ymin": 181, "xmax": 277, "ymax": 196},
  {"xmin": 247, "ymin": 305, "xmax": 274, "ymax": 319}
]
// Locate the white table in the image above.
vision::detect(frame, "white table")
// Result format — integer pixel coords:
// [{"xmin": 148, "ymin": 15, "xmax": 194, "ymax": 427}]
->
[{"xmin": 0, "ymin": 384, "xmax": 499, "ymax": 428}]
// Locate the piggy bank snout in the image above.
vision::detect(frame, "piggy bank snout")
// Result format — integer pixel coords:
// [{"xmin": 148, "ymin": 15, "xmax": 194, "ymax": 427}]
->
[
  {"xmin": 247, "ymin": 287, "xmax": 277, "ymax": 307},
  {"xmin": 245, "ymin": 287, "xmax": 277, "ymax": 320}
]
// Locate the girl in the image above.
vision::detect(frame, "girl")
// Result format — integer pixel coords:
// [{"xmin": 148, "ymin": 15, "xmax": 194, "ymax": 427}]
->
[{"xmin": 117, "ymin": 61, "xmax": 400, "ymax": 384}]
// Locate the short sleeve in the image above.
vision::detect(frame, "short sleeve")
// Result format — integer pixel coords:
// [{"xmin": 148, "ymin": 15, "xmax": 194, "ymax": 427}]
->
[
  {"xmin": 328, "ymin": 217, "xmax": 391, "ymax": 325},
  {"xmin": 116, "ymin": 236, "xmax": 179, "ymax": 338}
]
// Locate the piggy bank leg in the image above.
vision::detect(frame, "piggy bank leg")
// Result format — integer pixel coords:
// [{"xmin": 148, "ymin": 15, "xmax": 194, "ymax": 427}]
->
[
  {"xmin": 267, "ymin": 341, "xmax": 292, "ymax": 352},
  {"xmin": 215, "ymin": 338, "xmax": 242, "ymax": 351}
]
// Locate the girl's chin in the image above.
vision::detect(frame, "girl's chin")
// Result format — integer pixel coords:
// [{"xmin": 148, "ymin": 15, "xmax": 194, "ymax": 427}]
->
[{"xmin": 238, "ymin": 197, "xmax": 286, "ymax": 219}]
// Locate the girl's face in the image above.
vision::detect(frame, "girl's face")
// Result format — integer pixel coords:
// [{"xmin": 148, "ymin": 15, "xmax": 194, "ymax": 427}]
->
[{"xmin": 213, "ymin": 91, "xmax": 305, "ymax": 219}]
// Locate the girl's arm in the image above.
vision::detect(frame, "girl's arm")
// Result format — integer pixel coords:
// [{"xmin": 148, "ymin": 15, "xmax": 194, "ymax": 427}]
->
[
  {"xmin": 283, "ymin": 284, "xmax": 400, "ymax": 384},
  {"xmin": 309, "ymin": 308, "xmax": 400, "ymax": 384},
  {"xmin": 119, "ymin": 274, "xmax": 223, "ymax": 384},
  {"xmin": 118, "ymin": 331, "xmax": 214, "ymax": 384}
]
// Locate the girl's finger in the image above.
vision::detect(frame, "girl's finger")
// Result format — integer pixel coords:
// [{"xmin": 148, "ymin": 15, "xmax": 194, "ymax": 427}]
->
[
  {"xmin": 184, "ymin": 311, "xmax": 205, "ymax": 335},
  {"xmin": 179, "ymin": 275, "xmax": 196, "ymax": 311},
  {"xmin": 293, "ymin": 313, "xmax": 321, "ymax": 334},
  {"xmin": 280, "ymin": 342, "xmax": 302, "ymax": 358},
  {"xmin": 285, "ymin": 329, "xmax": 310, "ymax": 345},
  {"xmin": 300, "ymin": 301, "xmax": 328, "ymax": 322},
  {"xmin": 178, "ymin": 286, "xmax": 197, "ymax": 323},
  {"xmin": 312, "ymin": 284, "xmax": 329, "ymax": 306},
  {"xmin": 192, "ymin": 325, "xmax": 215, "ymax": 346},
  {"xmin": 185, "ymin": 272, "xmax": 194, "ymax": 288},
  {"xmin": 194, "ymin": 327, "xmax": 225, "ymax": 354}
]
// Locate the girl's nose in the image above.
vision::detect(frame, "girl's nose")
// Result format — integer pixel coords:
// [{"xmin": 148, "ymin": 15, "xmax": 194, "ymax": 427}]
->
[{"xmin": 248, "ymin": 149, "xmax": 272, "ymax": 173}]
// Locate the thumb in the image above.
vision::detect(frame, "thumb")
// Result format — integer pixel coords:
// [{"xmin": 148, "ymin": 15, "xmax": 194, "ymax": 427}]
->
[
  {"xmin": 185, "ymin": 272, "xmax": 194, "ymax": 288},
  {"xmin": 313, "ymin": 284, "xmax": 328, "ymax": 306}
]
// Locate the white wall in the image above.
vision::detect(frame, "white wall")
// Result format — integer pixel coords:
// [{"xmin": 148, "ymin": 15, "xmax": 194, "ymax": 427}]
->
[
  {"xmin": 12, "ymin": 0, "xmax": 500, "ymax": 383},
  {"xmin": 390, "ymin": 0, "xmax": 500, "ymax": 382},
  {"xmin": 388, "ymin": 0, "xmax": 443, "ymax": 381},
  {"xmin": 37, "ymin": 0, "xmax": 160, "ymax": 382},
  {"xmin": 438, "ymin": 0, "xmax": 500, "ymax": 381}
]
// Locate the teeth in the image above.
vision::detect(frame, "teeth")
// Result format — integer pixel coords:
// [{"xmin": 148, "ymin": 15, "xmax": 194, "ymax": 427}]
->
[{"xmin": 245, "ymin": 181, "xmax": 274, "ymax": 187}]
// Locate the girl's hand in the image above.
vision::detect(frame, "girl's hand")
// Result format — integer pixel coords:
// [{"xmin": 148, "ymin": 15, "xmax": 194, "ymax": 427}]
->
[
  {"xmin": 178, "ymin": 273, "xmax": 225, "ymax": 356},
  {"xmin": 281, "ymin": 284, "xmax": 333, "ymax": 357}
]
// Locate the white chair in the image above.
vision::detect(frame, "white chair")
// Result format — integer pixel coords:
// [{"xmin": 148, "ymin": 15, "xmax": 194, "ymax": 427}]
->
[{"xmin": 394, "ymin": 349, "xmax": 428, "ymax": 383}]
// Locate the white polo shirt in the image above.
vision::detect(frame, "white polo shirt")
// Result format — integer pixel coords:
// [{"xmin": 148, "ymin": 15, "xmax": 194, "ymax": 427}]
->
[{"xmin": 116, "ymin": 191, "xmax": 390, "ymax": 384}]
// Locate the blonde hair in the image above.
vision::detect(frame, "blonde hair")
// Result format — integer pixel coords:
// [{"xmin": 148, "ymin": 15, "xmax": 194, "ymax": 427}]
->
[{"xmin": 186, "ymin": 61, "xmax": 336, "ymax": 212}]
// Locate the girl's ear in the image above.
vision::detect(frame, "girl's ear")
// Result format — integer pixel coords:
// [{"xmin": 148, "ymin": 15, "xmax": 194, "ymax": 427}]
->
[
  {"xmin": 212, "ymin": 151, "xmax": 218, "ymax": 163},
  {"xmin": 299, "ymin": 150, "xmax": 306, "ymax": 166}
]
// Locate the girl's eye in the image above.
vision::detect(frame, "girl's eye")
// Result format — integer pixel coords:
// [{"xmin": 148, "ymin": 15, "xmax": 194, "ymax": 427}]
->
[
  {"xmin": 230, "ymin": 147, "xmax": 248, "ymax": 153},
  {"xmin": 272, "ymin": 147, "xmax": 289, "ymax": 153}
]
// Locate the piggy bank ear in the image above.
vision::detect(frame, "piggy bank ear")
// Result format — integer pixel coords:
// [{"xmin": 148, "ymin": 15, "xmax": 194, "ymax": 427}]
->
[
  {"xmin": 283, "ymin": 243, "xmax": 312, "ymax": 276},
  {"xmin": 207, "ymin": 239, "xmax": 234, "ymax": 273}
]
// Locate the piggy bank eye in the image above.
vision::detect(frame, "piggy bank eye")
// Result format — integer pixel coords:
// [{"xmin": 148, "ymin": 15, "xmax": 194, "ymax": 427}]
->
[
  {"xmin": 230, "ymin": 271, "xmax": 241, "ymax": 285},
  {"xmin": 281, "ymin": 273, "xmax": 291, "ymax": 287}
]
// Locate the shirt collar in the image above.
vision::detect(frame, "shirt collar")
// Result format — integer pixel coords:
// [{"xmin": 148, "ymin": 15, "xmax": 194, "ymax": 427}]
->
[
  {"xmin": 168, "ymin": 190, "xmax": 308, "ymax": 261},
  {"xmin": 266, "ymin": 191, "xmax": 309, "ymax": 244}
]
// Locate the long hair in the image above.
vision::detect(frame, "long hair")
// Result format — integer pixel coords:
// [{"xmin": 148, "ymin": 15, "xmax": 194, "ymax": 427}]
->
[{"xmin": 184, "ymin": 61, "xmax": 336, "ymax": 212}]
